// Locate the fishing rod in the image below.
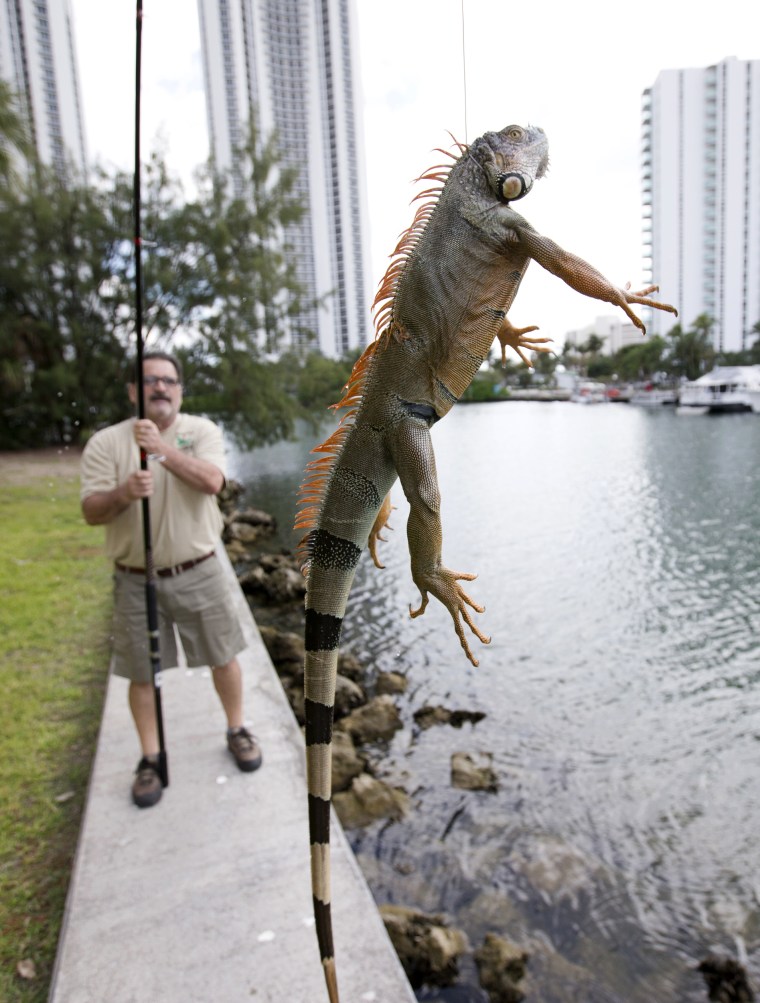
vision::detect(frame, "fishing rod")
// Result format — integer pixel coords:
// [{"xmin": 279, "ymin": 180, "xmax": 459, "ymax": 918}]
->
[{"xmin": 134, "ymin": 0, "xmax": 168, "ymax": 788}]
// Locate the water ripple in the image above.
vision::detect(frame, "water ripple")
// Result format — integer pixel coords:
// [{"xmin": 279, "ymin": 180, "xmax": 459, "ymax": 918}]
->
[{"xmin": 229, "ymin": 404, "xmax": 760, "ymax": 999}]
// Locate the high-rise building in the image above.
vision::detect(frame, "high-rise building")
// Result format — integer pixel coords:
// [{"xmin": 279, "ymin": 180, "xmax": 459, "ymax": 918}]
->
[
  {"xmin": 642, "ymin": 56, "xmax": 760, "ymax": 353},
  {"xmin": 0, "ymin": 0, "xmax": 86, "ymax": 174},
  {"xmin": 197, "ymin": 0, "xmax": 371, "ymax": 358}
]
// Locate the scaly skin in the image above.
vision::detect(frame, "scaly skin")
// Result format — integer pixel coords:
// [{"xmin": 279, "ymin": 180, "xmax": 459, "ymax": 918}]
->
[{"xmin": 296, "ymin": 123, "xmax": 677, "ymax": 1003}]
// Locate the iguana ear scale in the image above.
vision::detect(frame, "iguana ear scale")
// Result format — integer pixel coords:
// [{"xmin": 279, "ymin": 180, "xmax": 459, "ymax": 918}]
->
[{"xmin": 497, "ymin": 171, "xmax": 532, "ymax": 202}]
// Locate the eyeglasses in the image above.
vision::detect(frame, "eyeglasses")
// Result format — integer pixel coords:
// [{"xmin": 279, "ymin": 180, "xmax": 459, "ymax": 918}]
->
[{"xmin": 143, "ymin": 375, "xmax": 181, "ymax": 387}]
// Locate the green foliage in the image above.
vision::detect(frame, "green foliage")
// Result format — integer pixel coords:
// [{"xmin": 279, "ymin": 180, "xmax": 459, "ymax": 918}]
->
[
  {"xmin": 0, "ymin": 81, "xmax": 31, "ymax": 188},
  {"xmin": 666, "ymin": 313, "xmax": 715, "ymax": 380},
  {"xmin": 587, "ymin": 354, "xmax": 617, "ymax": 379},
  {"xmin": 178, "ymin": 123, "xmax": 315, "ymax": 360},
  {"xmin": 0, "ymin": 87, "xmax": 345, "ymax": 450},
  {"xmin": 0, "ymin": 160, "xmax": 132, "ymax": 447},
  {"xmin": 180, "ymin": 344, "xmax": 357, "ymax": 449},
  {"xmin": 461, "ymin": 369, "xmax": 510, "ymax": 402},
  {"xmin": 615, "ymin": 335, "xmax": 667, "ymax": 381},
  {"xmin": 0, "ymin": 473, "xmax": 111, "ymax": 1001}
]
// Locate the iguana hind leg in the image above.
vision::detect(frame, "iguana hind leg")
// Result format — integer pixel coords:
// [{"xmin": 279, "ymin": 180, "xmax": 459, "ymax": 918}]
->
[
  {"xmin": 368, "ymin": 492, "xmax": 395, "ymax": 569},
  {"xmin": 390, "ymin": 416, "xmax": 490, "ymax": 666},
  {"xmin": 410, "ymin": 567, "xmax": 490, "ymax": 666}
]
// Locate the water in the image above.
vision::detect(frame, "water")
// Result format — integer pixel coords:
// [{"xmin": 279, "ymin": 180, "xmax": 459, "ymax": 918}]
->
[{"xmin": 229, "ymin": 403, "xmax": 760, "ymax": 1001}]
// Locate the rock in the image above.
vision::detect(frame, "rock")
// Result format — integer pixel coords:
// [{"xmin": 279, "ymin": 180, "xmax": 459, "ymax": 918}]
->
[
  {"xmin": 238, "ymin": 561, "xmax": 306, "ymax": 604},
  {"xmin": 217, "ymin": 479, "xmax": 244, "ymax": 513},
  {"xmin": 229, "ymin": 506, "xmax": 276, "ymax": 530},
  {"xmin": 238, "ymin": 565, "xmax": 268, "ymax": 593},
  {"xmin": 331, "ymin": 730, "xmax": 366, "ymax": 792},
  {"xmin": 334, "ymin": 674, "xmax": 367, "ymax": 719},
  {"xmin": 698, "ymin": 955, "xmax": 755, "ymax": 1002},
  {"xmin": 475, "ymin": 933, "xmax": 529, "ymax": 1003},
  {"xmin": 258, "ymin": 626, "xmax": 304, "ymax": 670},
  {"xmin": 263, "ymin": 568, "xmax": 306, "ymax": 604},
  {"xmin": 508, "ymin": 836, "xmax": 596, "ymax": 908},
  {"xmin": 380, "ymin": 904, "xmax": 468, "ymax": 988},
  {"xmin": 414, "ymin": 705, "xmax": 486, "ymax": 729},
  {"xmin": 337, "ymin": 650, "xmax": 364, "ymax": 682},
  {"xmin": 286, "ymin": 682, "xmax": 305, "ymax": 724},
  {"xmin": 224, "ymin": 538, "xmax": 251, "ymax": 562},
  {"xmin": 451, "ymin": 751, "xmax": 499, "ymax": 792},
  {"xmin": 259, "ymin": 552, "xmax": 300, "ymax": 573},
  {"xmin": 225, "ymin": 520, "xmax": 264, "ymax": 544},
  {"xmin": 333, "ymin": 773, "xmax": 409, "ymax": 829},
  {"xmin": 16, "ymin": 958, "xmax": 36, "ymax": 980},
  {"xmin": 376, "ymin": 671, "xmax": 408, "ymax": 695},
  {"xmin": 449, "ymin": 709, "xmax": 486, "ymax": 728},
  {"xmin": 337, "ymin": 694, "xmax": 402, "ymax": 744}
]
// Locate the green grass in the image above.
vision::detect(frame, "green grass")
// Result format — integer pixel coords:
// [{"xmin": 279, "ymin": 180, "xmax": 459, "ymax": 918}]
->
[{"xmin": 0, "ymin": 475, "xmax": 112, "ymax": 1002}]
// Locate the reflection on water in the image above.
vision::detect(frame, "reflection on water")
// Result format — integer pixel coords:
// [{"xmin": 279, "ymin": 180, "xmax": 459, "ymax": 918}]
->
[{"xmin": 229, "ymin": 403, "xmax": 760, "ymax": 1001}]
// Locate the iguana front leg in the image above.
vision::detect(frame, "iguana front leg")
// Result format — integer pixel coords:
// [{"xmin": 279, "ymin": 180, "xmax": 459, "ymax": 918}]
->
[
  {"xmin": 496, "ymin": 317, "xmax": 554, "ymax": 367},
  {"xmin": 389, "ymin": 416, "xmax": 490, "ymax": 666},
  {"xmin": 512, "ymin": 225, "xmax": 678, "ymax": 330}
]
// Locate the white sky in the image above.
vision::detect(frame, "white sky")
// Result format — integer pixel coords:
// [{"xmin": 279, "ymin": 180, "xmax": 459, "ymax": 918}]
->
[{"xmin": 70, "ymin": 0, "xmax": 757, "ymax": 343}]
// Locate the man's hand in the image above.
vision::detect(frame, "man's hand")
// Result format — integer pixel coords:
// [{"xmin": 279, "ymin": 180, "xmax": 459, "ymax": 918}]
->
[
  {"xmin": 81, "ymin": 469, "xmax": 152, "ymax": 525},
  {"xmin": 124, "ymin": 469, "xmax": 153, "ymax": 500},
  {"xmin": 133, "ymin": 419, "xmax": 164, "ymax": 457}
]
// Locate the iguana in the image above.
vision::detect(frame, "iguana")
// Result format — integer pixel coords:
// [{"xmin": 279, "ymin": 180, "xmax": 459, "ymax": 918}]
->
[{"xmin": 295, "ymin": 122, "xmax": 677, "ymax": 1002}]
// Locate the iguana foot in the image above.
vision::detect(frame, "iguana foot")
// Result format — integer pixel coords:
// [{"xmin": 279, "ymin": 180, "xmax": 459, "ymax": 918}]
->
[
  {"xmin": 368, "ymin": 494, "xmax": 395, "ymax": 569},
  {"xmin": 496, "ymin": 317, "xmax": 554, "ymax": 368},
  {"xmin": 618, "ymin": 283, "xmax": 678, "ymax": 332},
  {"xmin": 410, "ymin": 567, "xmax": 491, "ymax": 666}
]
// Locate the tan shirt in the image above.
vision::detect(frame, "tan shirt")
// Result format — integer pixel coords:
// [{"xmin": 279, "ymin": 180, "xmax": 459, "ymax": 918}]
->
[{"xmin": 80, "ymin": 413, "xmax": 226, "ymax": 568}]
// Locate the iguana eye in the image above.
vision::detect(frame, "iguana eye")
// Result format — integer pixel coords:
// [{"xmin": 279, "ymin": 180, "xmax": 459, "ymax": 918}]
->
[
  {"xmin": 497, "ymin": 172, "xmax": 531, "ymax": 201},
  {"xmin": 507, "ymin": 127, "xmax": 523, "ymax": 141}
]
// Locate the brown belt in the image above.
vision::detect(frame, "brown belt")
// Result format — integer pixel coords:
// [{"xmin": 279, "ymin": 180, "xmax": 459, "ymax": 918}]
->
[{"xmin": 115, "ymin": 551, "xmax": 216, "ymax": 578}]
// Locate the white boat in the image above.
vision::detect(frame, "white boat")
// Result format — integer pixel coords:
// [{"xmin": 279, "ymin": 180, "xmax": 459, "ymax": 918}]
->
[
  {"xmin": 629, "ymin": 385, "xmax": 678, "ymax": 407},
  {"xmin": 677, "ymin": 366, "xmax": 760, "ymax": 414},
  {"xmin": 571, "ymin": 381, "xmax": 608, "ymax": 404}
]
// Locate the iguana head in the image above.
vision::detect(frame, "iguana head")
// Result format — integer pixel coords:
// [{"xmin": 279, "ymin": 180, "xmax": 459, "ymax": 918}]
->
[{"xmin": 470, "ymin": 124, "xmax": 549, "ymax": 203}]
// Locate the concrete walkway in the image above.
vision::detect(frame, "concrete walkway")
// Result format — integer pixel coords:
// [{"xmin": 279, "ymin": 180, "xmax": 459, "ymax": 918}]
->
[{"xmin": 49, "ymin": 548, "xmax": 416, "ymax": 1003}]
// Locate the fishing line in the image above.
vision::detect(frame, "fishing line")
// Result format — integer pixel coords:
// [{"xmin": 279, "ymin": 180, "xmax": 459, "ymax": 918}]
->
[{"xmin": 460, "ymin": 0, "xmax": 469, "ymax": 144}]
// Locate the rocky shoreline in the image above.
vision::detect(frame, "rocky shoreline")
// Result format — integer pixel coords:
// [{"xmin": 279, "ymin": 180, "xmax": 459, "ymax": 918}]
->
[{"xmin": 219, "ymin": 481, "xmax": 756, "ymax": 1003}]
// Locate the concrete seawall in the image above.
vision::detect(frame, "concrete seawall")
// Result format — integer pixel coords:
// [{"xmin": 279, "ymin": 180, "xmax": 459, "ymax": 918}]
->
[{"xmin": 49, "ymin": 547, "xmax": 416, "ymax": 1003}]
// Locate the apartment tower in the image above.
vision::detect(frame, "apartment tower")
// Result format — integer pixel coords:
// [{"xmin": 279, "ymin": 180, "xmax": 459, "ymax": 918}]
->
[
  {"xmin": 197, "ymin": 0, "xmax": 371, "ymax": 357},
  {"xmin": 0, "ymin": 0, "xmax": 86, "ymax": 174},
  {"xmin": 642, "ymin": 56, "xmax": 760, "ymax": 352}
]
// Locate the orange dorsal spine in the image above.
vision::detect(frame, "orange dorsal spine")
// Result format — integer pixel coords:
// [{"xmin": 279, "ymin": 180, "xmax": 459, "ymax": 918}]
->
[{"xmin": 294, "ymin": 137, "xmax": 468, "ymax": 571}]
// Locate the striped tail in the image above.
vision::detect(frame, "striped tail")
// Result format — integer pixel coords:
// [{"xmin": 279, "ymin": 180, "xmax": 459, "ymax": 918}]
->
[{"xmin": 304, "ymin": 528, "xmax": 364, "ymax": 1003}]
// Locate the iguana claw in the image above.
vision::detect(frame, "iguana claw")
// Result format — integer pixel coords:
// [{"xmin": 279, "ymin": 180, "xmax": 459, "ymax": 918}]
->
[
  {"xmin": 496, "ymin": 317, "xmax": 554, "ymax": 368},
  {"xmin": 410, "ymin": 568, "xmax": 491, "ymax": 666},
  {"xmin": 619, "ymin": 282, "xmax": 679, "ymax": 333}
]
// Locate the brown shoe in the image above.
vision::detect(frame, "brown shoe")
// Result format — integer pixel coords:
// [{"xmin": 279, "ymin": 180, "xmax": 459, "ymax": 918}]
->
[
  {"xmin": 132, "ymin": 757, "xmax": 163, "ymax": 808},
  {"xmin": 227, "ymin": 727, "xmax": 262, "ymax": 772}
]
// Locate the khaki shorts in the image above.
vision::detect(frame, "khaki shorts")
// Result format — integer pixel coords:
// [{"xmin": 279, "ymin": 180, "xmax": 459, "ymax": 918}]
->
[{"xmin": 111, "ymin": 555, "xmax": 245, "ymax": 683}]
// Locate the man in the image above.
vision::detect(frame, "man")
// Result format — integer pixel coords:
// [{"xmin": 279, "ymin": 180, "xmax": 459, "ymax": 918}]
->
[{"xmin": 81, "ymin": 351, "xmax": 261, "ymax": 808}]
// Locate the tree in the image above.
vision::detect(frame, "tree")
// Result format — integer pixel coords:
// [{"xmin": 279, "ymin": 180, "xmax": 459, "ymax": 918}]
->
[
  {"xmin": 0, "ymin": 81, "xmax": 31, "ymax": 188},
  {"xmin": 666, "ymin": 314, "xmax": 715, "ymax": 381},
  {"xmin": 0, "ymin": 103, "xmax": 350, "ymax": 450},
  {"xmin": 615, "ymin": 334, "xmax": 667, "ymax": 381},
  {"xmin": 0, "ymin": 159, "xmax": 133, "ymax": 447},
  {"xmin": 170, "ymin": 122, "xmax": 324, "ymax": 446}
]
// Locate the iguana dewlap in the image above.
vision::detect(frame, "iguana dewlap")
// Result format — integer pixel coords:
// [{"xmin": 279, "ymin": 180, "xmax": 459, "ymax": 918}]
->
[{"xmin": 295, "ymin": 123, "xmax": 676, "ymax": 1002}]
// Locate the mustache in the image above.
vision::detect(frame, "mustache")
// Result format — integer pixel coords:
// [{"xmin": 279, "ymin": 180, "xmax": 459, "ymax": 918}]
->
[{"xmin": 149, "ymin": 394, "xmax": 171, "ymax": 403}]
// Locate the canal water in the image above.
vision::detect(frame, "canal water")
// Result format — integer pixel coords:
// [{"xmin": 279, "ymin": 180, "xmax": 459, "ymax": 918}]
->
[{"xmin": 229, "ymin": 402, "xmax": 760, "ymax": 1002}]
